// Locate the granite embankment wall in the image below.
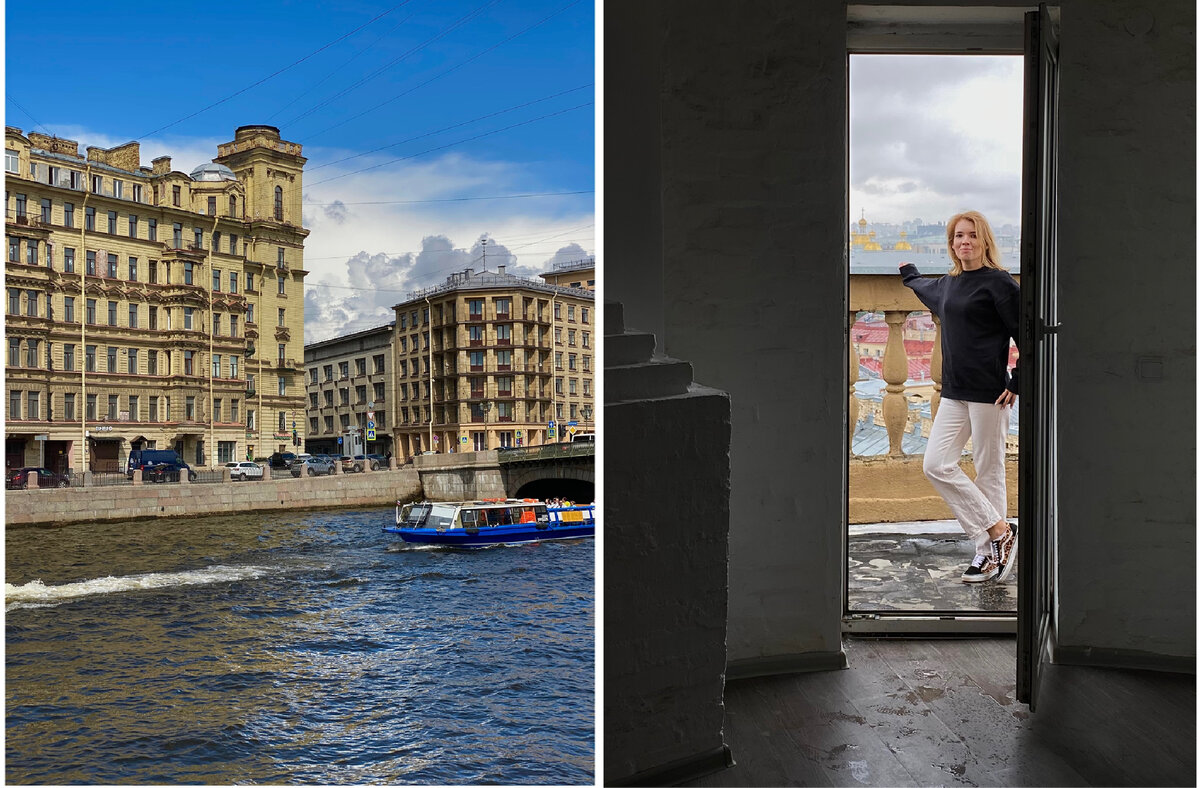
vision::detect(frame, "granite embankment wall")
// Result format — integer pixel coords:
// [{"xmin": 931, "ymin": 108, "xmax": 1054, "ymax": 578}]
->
[{"xmin": 5, "ymin": 468, "xmax": 422, "ymax": 527}]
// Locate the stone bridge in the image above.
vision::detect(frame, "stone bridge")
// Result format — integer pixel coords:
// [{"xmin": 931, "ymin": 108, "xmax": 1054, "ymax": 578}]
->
[{"xmin": 414, "ymin": 444, "xmax": 595, "ymax": 502}]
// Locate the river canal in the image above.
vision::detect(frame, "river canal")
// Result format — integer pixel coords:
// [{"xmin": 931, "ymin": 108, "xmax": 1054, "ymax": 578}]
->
[{"xmin": 6, "ymin": 506, "xmax": 594, "ymax": 785}]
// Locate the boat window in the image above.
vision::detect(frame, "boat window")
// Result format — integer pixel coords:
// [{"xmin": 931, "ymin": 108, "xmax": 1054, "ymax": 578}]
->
[
  {"xmin": 402, "ymin": 503, "xmax": 431, "ymax": 526},
  {"xmin": 535, "ymin": 505, "xmax": 549, "ymax": 523},
  {"xmin": 495, "ymin": 507, "xmax": 514, "ymax": 526},
  {"xmin": 427, "ymin": 504, "xmax": 458, "ymax": 530},
  {"xmin": 461, "ymin": 509, "xmax": 480, "ymax": 528}
]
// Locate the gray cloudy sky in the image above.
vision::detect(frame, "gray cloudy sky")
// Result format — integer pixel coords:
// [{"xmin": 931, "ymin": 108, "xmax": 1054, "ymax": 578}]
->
[{"xmin": 850, "ymin": 54, "xmax": 1024, "ymax": 230}]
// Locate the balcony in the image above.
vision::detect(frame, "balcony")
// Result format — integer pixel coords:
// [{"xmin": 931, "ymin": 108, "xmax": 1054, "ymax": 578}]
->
[{"xmin": 848, "ymin": 272, "xmax": 1020, "ymax": 615}]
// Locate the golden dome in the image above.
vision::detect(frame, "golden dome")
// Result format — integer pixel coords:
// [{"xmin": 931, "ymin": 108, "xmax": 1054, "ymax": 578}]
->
[{"xmin": 894, "ymin": 230, "xmax": 912, "ymax": 251}]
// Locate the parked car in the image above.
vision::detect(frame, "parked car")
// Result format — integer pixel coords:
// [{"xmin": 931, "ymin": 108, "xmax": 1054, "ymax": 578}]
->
[
  {"xmin": 292, "ymin": 456, "xmax": 335, "ymax": 477},
  {"xmin": 268, "ymin": 452, "xmax": 298, "ymax": 469},
  {"xmin": 144, "ymin": 463, "xmax": 199, "ymax": 483},
  {"xmin": 338, "ymin": 455, "xmax": 364, "ymax": 473},
  {"xmin": 6, "ymin": 467, "xmax": 71, "ymax": 489},
  {"xmin": 127, "ymin": 449, "xmax": 186, "ymax": 477},
  {"xmin": 224, "ymin": 461, "xmax": 264, "ymax": 481},
  {"xmin": 356, "ymin": 453, "xmax": 388, "ymax": 470}
]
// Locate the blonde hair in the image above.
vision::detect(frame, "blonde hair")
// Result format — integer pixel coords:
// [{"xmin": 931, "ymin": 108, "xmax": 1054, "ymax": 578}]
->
[{"xmin": 946, "ymin": 210, "xmax": 1003, "ymax": 276}]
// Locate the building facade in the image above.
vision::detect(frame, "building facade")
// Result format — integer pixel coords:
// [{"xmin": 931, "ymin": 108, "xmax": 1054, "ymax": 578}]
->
[
  {"xmin": 303, "ymin": 323, "xmax": 395, "ymax": 458},
  {"xmin": 4, "ymin": 124, "xmax": 308, "ymax": 473},
  {"xmin": 392, "ymin": 266, "xmax": 595, "ymax": 459}
]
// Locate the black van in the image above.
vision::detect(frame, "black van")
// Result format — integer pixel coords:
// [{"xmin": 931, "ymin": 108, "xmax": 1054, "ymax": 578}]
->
[{"xmin": 126, "ymin": 449, "xmax": 187, "ymax": 477}]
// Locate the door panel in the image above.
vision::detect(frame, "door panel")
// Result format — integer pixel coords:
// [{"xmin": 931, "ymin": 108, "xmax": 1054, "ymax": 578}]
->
[{"xmin": 1017, "ymin": 3, "xmax": 1059, "ymax": 711}]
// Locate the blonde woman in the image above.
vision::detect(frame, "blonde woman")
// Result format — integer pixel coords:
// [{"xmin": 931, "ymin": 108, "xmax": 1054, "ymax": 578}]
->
[{"xmin": 899, "ymin": 210, "xmax": 1019, "ymax": 583}]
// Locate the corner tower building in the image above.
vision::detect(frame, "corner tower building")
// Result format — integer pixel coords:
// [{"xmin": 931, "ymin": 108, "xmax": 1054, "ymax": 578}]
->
[{"xmin": 4, "ymin": 124, "xmax": 308, "ymax": 474}]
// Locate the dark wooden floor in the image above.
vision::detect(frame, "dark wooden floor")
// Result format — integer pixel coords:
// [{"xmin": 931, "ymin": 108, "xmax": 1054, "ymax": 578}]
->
[{"xmin": 683, "ymin": 637, "xmax": 1195, "ymax": 787}]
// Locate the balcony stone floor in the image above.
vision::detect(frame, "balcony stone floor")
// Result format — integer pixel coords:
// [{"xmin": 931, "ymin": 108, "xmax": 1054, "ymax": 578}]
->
[{"xmin": 848, "ymin": 520, "xmax": 1018, "ymax": 613}]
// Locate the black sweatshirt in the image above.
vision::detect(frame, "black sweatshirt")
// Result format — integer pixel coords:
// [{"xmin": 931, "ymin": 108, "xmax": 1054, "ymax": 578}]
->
[{"xmin": 899, "ymin": 263, "xmax": 1020, "ymax": 403}]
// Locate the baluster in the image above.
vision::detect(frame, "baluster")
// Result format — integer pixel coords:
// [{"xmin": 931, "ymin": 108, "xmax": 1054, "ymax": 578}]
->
[
  {"xmin": 881, "ymin": 310, "xmax": 909, "ymax": 457},
  {"xmin": 930, "ymin": 314, "xmax": 942, "ymax": 419},
  {"xmin": 849, "ymin": 311, "xmax": 860, "ymax": 452}
]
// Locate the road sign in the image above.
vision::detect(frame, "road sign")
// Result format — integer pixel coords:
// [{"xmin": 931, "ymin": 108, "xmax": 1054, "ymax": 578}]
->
[
  {"xmin": 367, "ymin": 420, "xmax": 376, "ymax": 430},
  {"xmin": 366, "ymin": 428, "xmax": 376, "ymax": 441},
  {"xmin": 338, "ymin": 437, "xmax": 343, "ymax": 445},
  {"xmin": 568, "ymin": 420, "xmax": 578, "ymax": 427},
  {"xmin": 516, "ymin": 430, "xmax": 523, "ymax": 436},
  {"xmin": 460, "ymin": 436, "xmax": 469, "ymax": 445},
  {"xmin": 367, "ymin": 410, "xmax": 375, "ymax": 421},
  {"xmin": 568, "ymin": 425, "xmax": 577, "ymax": 436}
]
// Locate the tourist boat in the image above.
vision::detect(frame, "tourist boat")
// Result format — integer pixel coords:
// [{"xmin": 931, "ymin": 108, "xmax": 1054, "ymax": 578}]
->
[{"xmin": 386, "ymin": 498, "xmax": 595, "ymax": 547}]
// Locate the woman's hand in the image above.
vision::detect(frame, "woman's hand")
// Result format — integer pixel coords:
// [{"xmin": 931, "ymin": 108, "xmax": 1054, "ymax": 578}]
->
[{"xmin": 995, "ymin": 389, "xmax": 1017, "ymax": 408}]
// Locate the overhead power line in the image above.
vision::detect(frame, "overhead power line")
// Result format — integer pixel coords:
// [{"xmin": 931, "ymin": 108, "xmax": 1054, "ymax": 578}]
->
[{"xmin": 137, "ymin": 2, "xmax": 412, "ymax": 140}]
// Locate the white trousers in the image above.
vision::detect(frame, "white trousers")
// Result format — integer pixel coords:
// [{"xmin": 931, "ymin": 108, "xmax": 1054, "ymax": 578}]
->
[{"xmin": 922, "ymin": 398, "xmax": 1009, "ymax": 556}]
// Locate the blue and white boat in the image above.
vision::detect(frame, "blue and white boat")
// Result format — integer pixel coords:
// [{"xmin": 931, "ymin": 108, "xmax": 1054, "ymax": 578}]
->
[{"xmin": 386, "ymin": 498, "xmax": 595, "ymax": 547}]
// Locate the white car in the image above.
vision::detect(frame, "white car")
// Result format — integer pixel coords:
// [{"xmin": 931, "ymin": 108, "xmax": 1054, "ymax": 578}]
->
[{"xmin": 225, "ymin": 461, "xmax": 264, "ymax": 481}]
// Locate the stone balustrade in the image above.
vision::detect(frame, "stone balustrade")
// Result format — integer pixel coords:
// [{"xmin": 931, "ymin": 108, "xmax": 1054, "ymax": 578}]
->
[{"xmin": 849, "ymin": 273, "xmax": 1020, "ymax": 524}]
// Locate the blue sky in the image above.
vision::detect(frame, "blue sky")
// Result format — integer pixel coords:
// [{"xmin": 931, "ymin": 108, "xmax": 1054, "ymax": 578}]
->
[{"xmin": 6, "ymin": 0, "xmax": 595, "ymax": 340}]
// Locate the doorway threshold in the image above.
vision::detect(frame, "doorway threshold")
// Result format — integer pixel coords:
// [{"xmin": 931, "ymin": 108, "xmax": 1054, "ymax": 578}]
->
[{"xmin": 843, "ymin": 613, "xmax": 1017, "ymax": 635}]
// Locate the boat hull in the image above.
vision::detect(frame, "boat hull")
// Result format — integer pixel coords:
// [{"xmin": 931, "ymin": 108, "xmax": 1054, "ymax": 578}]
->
[{"xmin": 383, "ymin": 521, "xmax": 594, "ymax": 547}]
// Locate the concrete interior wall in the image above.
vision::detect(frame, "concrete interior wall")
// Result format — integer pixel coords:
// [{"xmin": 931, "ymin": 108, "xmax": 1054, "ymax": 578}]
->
[{"xmin": 605, "ymin": 0, "xmax": 1195, "ymax": 666}]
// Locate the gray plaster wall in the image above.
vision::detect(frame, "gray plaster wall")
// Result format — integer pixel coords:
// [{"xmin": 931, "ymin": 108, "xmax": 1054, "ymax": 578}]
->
[{"xmin": 606, "ymin": 0, "xmax": 1195, "ymax": 666}]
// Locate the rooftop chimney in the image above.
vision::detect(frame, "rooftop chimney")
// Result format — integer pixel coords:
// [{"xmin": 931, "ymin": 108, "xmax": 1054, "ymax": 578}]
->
[{"xmin": 497, "ymin": 264, "xmax": 506, "ymax": 275}]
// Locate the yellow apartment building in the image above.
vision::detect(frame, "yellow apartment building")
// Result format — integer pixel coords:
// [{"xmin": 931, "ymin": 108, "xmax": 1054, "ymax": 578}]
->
[
  {"xmin": 538, "ymin": 257, "xmax": 595, "ymax": 291},
  {"xmin": 392, "ymin": 265, "xmax": 595, "ymax": 459},
  {"xmin": 4, "ymin": 124, "xmax": 309, "ymax": 473}
]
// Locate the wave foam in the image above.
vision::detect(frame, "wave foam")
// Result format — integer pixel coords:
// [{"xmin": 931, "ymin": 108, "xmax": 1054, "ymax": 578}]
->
[{"xmin": 5, "ymin": 565, "xmax": 272, "ymax": 609}]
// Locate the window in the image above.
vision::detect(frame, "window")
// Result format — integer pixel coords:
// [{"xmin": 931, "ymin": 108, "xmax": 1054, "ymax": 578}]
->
[
  {"xmin": 213, "ymin": 270, "xmax": 221, "ymax": 291},
  {"xmin": 555, "ymin": 377, "xmax": 564, "ymax": 395},
  {"xmin": 64, "ymin": 247, "xmax": 75, "ymax": 273},
  {"xmin": 374, "ymin": 381, "xmax": 385, "ymax": 400},
  {"xmin": 148, "ymin": 350, "xmax": 158, "ymax": 375},
  {"xmin": 323, "ymin": 365, "xmax": 333, "ymax": 382},
  {"xmin": 583, "ymin": 355, "xmax": 591, "ymax": 372},
  {"xmin": 247, "ymin": 409, "xmax": 255, "ymax": 430},
  {"xmin": 497, "ymin": 402, "xmax": 513, "ymax": 422},
  {"xmin": 107, "ymin": 253, "xmax": 118, "ymax": 278},
  {"xmin": 40, "ymin": 198, "xmax": 51, "ymax": 224},
  {"xmin": 173, "ymin": 223, "xmax": 183, "ymax": 249},
  {"xmin": 355, "ymin": 385, "xmax": 367, "ymax": 403},
  {"xmin": 496, "ymin": 376, "xmax": 514, "ymax": 397},
  {"xmin": 555, "ymin": 327, "xmax": 563, "ymax": 345},
  {"xmin": 105, "ymin": 394, "xmax": 118, "ymax": 421},
  {"xmin": 25, "ymin": 290, "xmax": 38, "ymax": 317},
  {"xmin": 469, "ymin": 351, "xmax": 484, "ymax": 371},
  {"xmin": 229, "ymin": 271, "xmax": 238, "ymax": 294},
  {"xmin": 106, "ymin": 346, "xmax": 117, "ymax": 372},
  {"xmin": 86, "ymin": 251, "xmax": 96, "ymax": 276},
  {"xmin": 128, "ymin": 348, "xmax": 138, "ymax": 374},
  {"xmin": 26, "ymin": 240, "xmax": 38, "ymax": 265},
  {"xmin": 108, "ymin": 210, "xmax": 117, "ymax": 234},
  {"xmin": 278, "ymin": 308, "xmax": 286, "ymax": 327},
  {"xmin": 469, "ymin": 299, "xmax": 484, "ymax": 320},
  {"xmin": 373, "ymin": 354, "xmax": 385, "ymax": 373},
  {"xmin": 213, "ymin": 314, "xmax": 221, "ymax": 335},
  {"xmin": 584, "ymin": 379, "xmax": 592, "ymax": 396},
  {"xmin": 133, "ymin": 184, "xmax": 143, "ymax": 203},
  {"xmin": 65, "ymin": 393, "xmax": 76, "ymax": 420},
  {"xmin": 10, "ymin": 390, "xmax": 21, "ymax": 419},
  {"xmin": 554, "ymin": 302, "xmax": 562, "ymax": 320},
  {"xmin": 324, "ymin": 415, "xmax": 334, "ymax": 432},
  {"xmin": 497, "ymin": 350, "xmax": 512, "ymax": 371},
  {"xmin": 193, "ymin": 227, "xmax": 203, "ymax": 249},
  {"xmin": 4, "ymin": 149, "xmax": 17, "ymax": 173},
  {"xmin": 231, "ymin": 400, "xmax": 239, "ymax": 423},
  {"xmin": 184, "ymin": 308, "xmax": 194, "ymax": 330},
  {"xmin": 324, "ymin": 390, "xmax": 334, "ymax": 407},
  {"xmin": 113, "ymin": 180, "xmax": 123, "ymax": 200},
  {"xmin": 496, "ymin": 324, "xmax": 512, "ymax": 345},
  {"xmin": 496, "ymin": 298, "xmax": 511, "ymax": 318},
  {"xmin": 274, "ymin": 185, "xmax": 283, "ymax": 220},
  {"xmin": 213, "ymin": 355, "xmax": 222, "ymax": 378},
  {"xmin": 230, "ymin": 356, "xmax": 238, "ymax": 379},
  {"xmin": 583, "ymin": 331, "xmax": 590, "ymax": 349},
  {"xmin": 555, "ymin": 351, "xmax": 564, "ymax": 370},
  {"xmin": 229, "ymin": 195, "xmax": 237, "ymax": 217},
  {"xmin": 568, "ymin": 329, "xmax": 576, "ymax": 347},
  {"xmin": 277, "ymin": 274, "xmax": 286, "ymax": 296},
  {"xmin": 86, "ymin": 394, "xmax": 97, "ymax": 420},
  {"xmin": 129, "ymin": 395, "xmax": 139, "ymax": 422},
  {"xmin": 86, "ymin": 207, "xmax": 98, "ymax": 231},
  {"xmin": 246, "ymin": 272, "xmax": 254, "ymax": 293},
  {"xmin": 278, "ymin": 377, "xmax": 287, "ymax": 396},
  {"xmin": 340, "ymin": 387, "xmax": 350, "ymax": 405},
  {"xmin": 212, "ymin": 231, "xmax": 221, "ymax": 251},
  {"xmin": 148, "ymin": 218, "xmax": 157, "ymax": 241},
  {"xmin": 207, "ymin": 196, "xmax": 216, "ymax": 216},
  {"xmin": 8, "ymin": 237, "xmax": 17, "ymax": 263},
  {"xmin": 64, "ymin": 203, "xmax": 74, "ymax": 228},
  {"xmin": 278, "ymin": 344, "xmax": 287, "ymax": 364},
  {"xmin": 128, "ymin": 303, "xmax": 138, "ymax": 327},
  {"xmin": 568, "ymin": 304, "xmax": 576, "ymax": 322},
  {"xmin": 230, "ymin": 234, "xmax": 238, "ymax": 255},
  {"xmin": 149, "ymin": 396, "xmax": 160, "ymax": 422},
  {"xmin": 149, "ymin": 306, "xmax": 158, "ymax": 330},
  {"xmin": 355, "ymin": 357, "xmax": 366, "ymax": 376},
  {"xmin": 108, "ymin": 300, "xmax": 117, "ymax": 326},
  {"xmin": 85, "ymin": 345, "xmax": 97, "ymax": 372},
  {"xmin": 172, "ymin": 184, "xmax": 181, "ymax": 206},
  {"xmin": 186, "ymin": 396, "xmax": 196, "ymax": 421},
  {"xmin": 8, "ymin": 338, "xmax": 19, "ymax": 367},
  {"xmin": 184, "ymin": 350, "xmax": 194, "ymax": 375},
  {"xmin": 7, "ymin": 289, "xmax": 18, "ymax": 314},
  {"xmin": 25, "ymin": 339, "xmax": 39, "ymax": 368},
  {"xmin": 128, "ymin": 215, "xmax": 137, "ymax": 237},
  {"xmin": 568, "ymin": 353, "xmax": 577, "ymax": 371},
  {"xmin": 125, "ymin": 256, "xmax": 137, "ymax": 281},
  {"xmin": 86, "ymin": 298, "xmax": 97, "ymax": 324},
  {"xmin": 184, "ymin": 261, "xmax": 193, "ymax": 285},
  {"xmin": 569, "ymin": 378, "xmax": 578, "ymax": 395},
  {"xmin": 15, "ymin": 193, "xmax": 26, "ymax": 218},
  {"xmin": 63, "ymin": 344, "xmax": 75, "ymax": 371}
]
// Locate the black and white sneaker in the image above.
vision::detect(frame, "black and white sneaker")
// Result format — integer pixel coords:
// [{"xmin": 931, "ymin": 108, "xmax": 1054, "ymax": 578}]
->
[
  {"xmin": 961, "ymin": 553, "xmax": 999, "ymax": 583},
  {"xmin": 993, "ymin": 523, "xmax": 1018, "ymax": 582}
]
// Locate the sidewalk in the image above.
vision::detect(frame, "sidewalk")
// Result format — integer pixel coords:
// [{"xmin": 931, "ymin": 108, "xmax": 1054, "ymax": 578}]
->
[{"xmin": 848, "ymin": 519, "xmax": 1018, "ymax": 613}]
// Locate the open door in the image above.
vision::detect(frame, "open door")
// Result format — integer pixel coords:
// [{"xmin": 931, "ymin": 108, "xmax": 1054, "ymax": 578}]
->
[{"xmin": 1017, "ymin": 3, "xmax": 1059, "ymax": 710}]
